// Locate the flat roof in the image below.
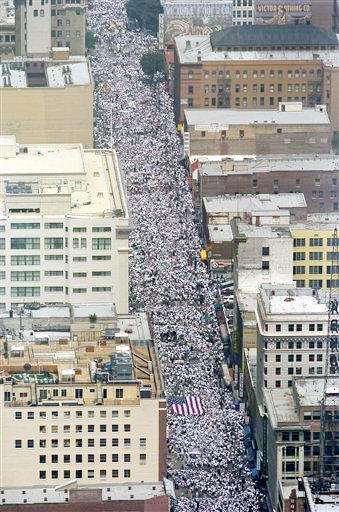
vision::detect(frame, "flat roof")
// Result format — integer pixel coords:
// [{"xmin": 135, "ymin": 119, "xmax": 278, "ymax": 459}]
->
[
  {"xmin": 208, "ymin": 223, "xmax": 233, "ymax": 243},
  {"xmin": 264, "ymin": 388, "xmax": 300, "ymax": 426},
  {"xmin": 0, "ymin": 139, "xmax": 128, "ymax": 218},
  {"xmin": 175, "ymin": 35, "xmax": 339, "ymax": 66},
  {"xmin": 203, "ymin": 193, "xmax": 306, "ymax": 213},
  {"xmin": 185, "ymin": 108, "xmax": 330, "ymax": 127},
  {"xmin": 259, "ymin": 285, "xmax": 328, "ymax": 316},
  {"xmin": 199, "ymin": 154, "xmax": 339, "ymax": 176},
  {"xmin": 0, "ymin": 57, "xmax": 91, "ymax": 88},
  {"xmin": 295, "ymin": 377, "xmax": 339, "ymax": 407},
  {"xmin": 236, "ymin": 223, "xmax": 292, "ymax": 239}
]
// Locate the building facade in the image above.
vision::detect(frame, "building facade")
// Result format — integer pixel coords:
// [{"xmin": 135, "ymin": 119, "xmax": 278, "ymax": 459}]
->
[
  {"xmin": 0, "ymin": 137, "xmax": 130, "ymax": 314},
  {"xmin": 15, "ymin": 0, "xmax": 86, "ymax": 57},
  {"xmin": 196, "ymin": 155, "xmax": 339, "ymax": 215},
  {"xmin": 232, "ymin": 0, "xmax": 254, "ymax": 25},
  {"xmin": 0, "ymin": 54, "xmax": 93, "ymax": 147},
  {"xmin": 185, "ymin": 103, "xmax": 331, "ymax": 156},
  {"xmin": 0, "ymin": 312, "xmax": 167, "ymax": 496},
  {"xmin": 174, "ymin": 25, "xmax": 339, "ymax": 125}
]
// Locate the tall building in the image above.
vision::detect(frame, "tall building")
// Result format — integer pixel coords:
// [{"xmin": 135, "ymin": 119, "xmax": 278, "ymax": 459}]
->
[
  {"xmin": 0, "ymin": 53, "xmax": 93, "ymax": 147},
  {"xmin": 14, "ymin": 0, "xmax": 86, "ymax": 57},
  {"xmin": 0, "ymin": 136, "xmax": 130, "ymax": 314},
  {"xmin": 0, "ymin": 309, "xmax": 167, "ymax": 503},
  {"xmin": 173, "ymin": 24, "xmax": 339, "ymax": 126},
  {"xmin": 0, "ymin": 0, "xmax": 15, "ymax": 56}
]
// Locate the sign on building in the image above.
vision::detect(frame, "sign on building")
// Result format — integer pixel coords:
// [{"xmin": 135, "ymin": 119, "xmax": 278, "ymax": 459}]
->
[{"xmin": 255, "ymin": 0, "xmax": 312, "ymax": 25}]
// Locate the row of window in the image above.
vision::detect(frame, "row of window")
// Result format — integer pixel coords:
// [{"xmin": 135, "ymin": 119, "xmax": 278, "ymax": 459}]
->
[
  {"xmin": 270, "ymin": 354, "xmax": 323, "ymax": 363},
  {"xmin": 39, "ymin": 469, "xmax": 131, "ymax": 480},
  {"xmin": 5, "ymin": 238, "xmax": 112, "ymax": 250},
  {"xmin": 266, "ymin": 339, "xmax": 324, "ymax": 350},
  {"xmin": 188, "ymin": 67, "xmax": 322, "ymax": 80},
  {"xmin": 293, "ymin": 265, "xmax": 339, "ymax": 275},
  {"xmin": 19, "ymin": 438, "xmax": 139, "ymax": 448},
  {"xmin": 0, "ymin": 255, "xmax": 112, "ymax": 265},
  {"xmin": 15, "ymin": 408, "xmax": 132, "ymax": 419},
  {"xmin": 294, "ymin": 237, "xmax": 339, "ymax": 247},
  {"xmin": 2, "ymin": 224, "xmax": 110, "ymax": 232},
  {"xmin": 38, "ymin": 453, "xmax": 146, "ymax": 463},
  {"xmin": 296, "ymin": 279, "xmax": 339, "ymax": 289},
  {"xmin": 293, "ymin": 252, "xmax": 339, "ymax": 261},
  {"xmin": 264, "ymin": 366, "xmax": 323, "ymax": 376},
  {"xmin": 0, "ymin": 271, "xmax": 112, "ymax": 280},
  {"xmin": 265, "ymin": 323, "xmax": 323, "ymax": 333},
  {"xmin": 38, "ymin": 424, "xmax": 132, "ymax": 433},
  {"xmin": 6, "ymin": 286, "xmax": 112, "ymax": 297}
]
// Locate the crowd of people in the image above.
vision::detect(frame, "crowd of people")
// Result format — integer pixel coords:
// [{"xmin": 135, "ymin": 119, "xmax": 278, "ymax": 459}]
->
[{"xmin": 88, "ymin": 1, "xmax": 262, "ymax": 510}]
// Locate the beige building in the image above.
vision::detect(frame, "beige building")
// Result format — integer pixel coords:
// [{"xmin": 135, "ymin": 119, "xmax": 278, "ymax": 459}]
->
[
  {"xmin": 184, "ymin": 103, "xmax": 332, "ymax": 156},
  {"xmin": 0, "ymin": 310, "xmax": 167, "ymax": 497},
  {"xmin": 0, "ymin": 52, "xmax": 93, "ymax": 147}
]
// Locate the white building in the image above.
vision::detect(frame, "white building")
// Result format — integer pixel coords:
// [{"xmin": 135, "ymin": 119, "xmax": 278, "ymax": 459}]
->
[
  {"xmin": 0, "ymin": 136, "xmax": 130, "ymax": 314},
  {"xmin": 256, "ymin": 284, "xmax": 329, "ymax": 396}
]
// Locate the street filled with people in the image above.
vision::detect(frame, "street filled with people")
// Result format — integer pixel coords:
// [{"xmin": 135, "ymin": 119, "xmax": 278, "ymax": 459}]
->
[{"xmin": 88, "ymin": 1, "xmax": 261, "ymax": 510}]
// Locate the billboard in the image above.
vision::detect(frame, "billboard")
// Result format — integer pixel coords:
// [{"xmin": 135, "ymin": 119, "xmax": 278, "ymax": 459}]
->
[
  {"xmin": 161, "ymin": 0, "xmax": 233, "ymax": 46},
  {"xmin": 255, "ymin": 0, "xmax": 312, "ymax": 25}
]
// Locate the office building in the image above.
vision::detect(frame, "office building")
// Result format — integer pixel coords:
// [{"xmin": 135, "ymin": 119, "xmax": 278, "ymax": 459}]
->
[
  {"xmin": 184, "ymin": 103, "xmax": 331, "ymax": 156},
  {"xmin": 0, "ymin": 309, "xmax": 167, "ymax": 502},
  {"xmin": 159, "ymin": 0, "xmax": 233, "ymax": 47},
  {"xmin": 15, "ymin": 0, "xmax": 86, "ymax": 57},
  {"xmin": 291, "ymin": 215, "xmax": 339, "ymax": 291},
  {"xmin": 0, "ymin": 53, "xmax": 93, "ymax": 147},
  {"xmin": 195, "ymin": 154, "xmax": 339, "ymax": 215},
  {"xmin": 174, "ymin": 24, "xmax": 339, "ymax": 125},
  {"xmin": 0, "ymin": 136, "xmax": 130, "ymax": 314}
]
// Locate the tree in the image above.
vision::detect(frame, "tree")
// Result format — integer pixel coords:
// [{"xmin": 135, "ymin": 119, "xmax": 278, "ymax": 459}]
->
[
  {"xmin": 86, "ymin": 30, "xmax": 96, "ymax": 50},
  {"xmin": 141, "ymin": 51, "xmax": 166, "ymax": 77}
]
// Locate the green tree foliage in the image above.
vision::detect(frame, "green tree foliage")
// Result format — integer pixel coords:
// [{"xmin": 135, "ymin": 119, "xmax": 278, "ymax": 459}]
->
[
  {"xmin": 86, "ymin": 30, "xmax": 96, "ymax": 49},
  {"xmin": 140, "ymin": 51, "xmax": 166, "ymax": 77},
  {"xmin": 126, "ymin": 0, "xmax": 163, "ymax": 36}
]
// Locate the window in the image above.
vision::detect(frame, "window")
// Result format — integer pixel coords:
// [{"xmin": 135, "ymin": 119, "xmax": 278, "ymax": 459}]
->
[
  {"xmin": 309, "ymin": 280, "xmax": 322, "ymax": 289},
  {"xmin": 288, "ymin": 324, "xmax": 294, "ymax": 332},
  {"xmin": 296, "ymin": 324, "xmax": 302, "ymax": 332},
  {"xmin": 310, "ymin": 238, "xmax": 323, "ymax": 247},
  {"xmin": 124, "ymin": 454, "xmax": 131, "ymax": 462},
  {"xmin": 11, "ymin": 287, "xmax": 40, "ymax": 297},
  {"xmin": 262, "ymin": 247, "xmax": 269, "ymax": 256},
  {"xmin": 11, "ymin": 238, "xmax": 40, "ymax": 250},
  {"xmin": 92, "ymin": 238, "xmax": 111, "ymax": 250},
  {"xmin": 140, "ymin": 453, "xmax": 146, "ymax": 464},
  {"xmin": 294, "ymin": 238, "xmax": 305, "ymax": 247},
  {"xmin": 124, "ymin": 424, "xmax": 131, "ymax": 432},
  {"xmin": 40, "ymin": 471, "xmax": 46, "ymax": 479},
  {"xmin": 116, "ymin": 388, "xmax": 123, "ymax": 399},
  {"xmin": 293, "ymin": 252, "xmax": 305, "ymax": 261},
  {"xmin": 112, "ymin": 454, "xmax": 119, "ymax": 462},
  {"xmin": 293, "ymin": 266, "xmax": 305, "ymax": 275},
  {"xmin": 44, "ymin": 238, "xmax": 63, "ymax": 249},
  {"xmin": 262, "ymin": 261, "xmax": 269, "ymax": 270},
  {"xmin": 275, "ymin": 381, "xmax": 281, "ymax": 388},
  {"xmin": 124, "ymin": 438, "xmax": 131, "ymax": 448},
  {"xmin": 124, "ymin": 469, "xmax": 131, "ymax": 478},
  {"xmin": 112, "ymin": 470, "xmax": 119, "ymax": 478},
  {"xmin": 15, "ymin": 440, "xmax": 22, "ymax": 448}
]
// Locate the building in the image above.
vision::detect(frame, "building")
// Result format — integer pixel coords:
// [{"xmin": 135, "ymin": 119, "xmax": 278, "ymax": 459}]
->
[
  {"xmin": 0, "ymin": 136, "xmax": 130, "ymax": 314},
  {"xmin": 195, "ymin": 154, "xmax": 339, "ymax": 215},
  {"xmin": 312, "ymin": 0, "xmax": 338, "ymax": 32},
  {"xmin": 0, "ymin": 53, "xmax": 93, "ymax": 147},
  {"xmin": 254, "ymin": 0, "xmax": 312, "ymax": 26},
  {"xmin": 173, "ymin": 24, "xmax": 339, "ymax": 125},
  {"xmin": 159, "ymin": 0, "xmax": 233, "ymax": 47},
  {"xmin": 184, "ymin": 103, "xmax": 331, "ymax": 156},
  {"xmin": 232, "ymin": 0, "xmax": 254, "ymax": 25},
  {"xmin": 291, "ymin": 215, "xmax": 339, "ymax": 291},
  {"xmin": 14, "ymin": 0, "xmax": 86, "ymax": 57},
  {"xmin": 0, "ymin": 309, "xmax": 167, "ymax": 502},
  {"xmin": 0, "ymin": 0, "xmax": 15, "ymax": 56},
  {"xmin": 264, "ymin": 377, "xmax": 339, "ymax": 509},
  {"xmin": 256, "ymin": 284, "xmax": 329, "ymax": 396}
]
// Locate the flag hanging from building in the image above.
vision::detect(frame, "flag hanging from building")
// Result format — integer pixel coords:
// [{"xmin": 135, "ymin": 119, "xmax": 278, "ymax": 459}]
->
[{"xmin": 167, "ymin": 395, "xmax": 204, "ymax": 416}]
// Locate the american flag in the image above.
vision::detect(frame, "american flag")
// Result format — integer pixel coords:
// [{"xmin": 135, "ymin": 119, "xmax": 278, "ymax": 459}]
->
[{"xmin": 167, "ymin": 395, "xmax": 204, "ymax": 416}]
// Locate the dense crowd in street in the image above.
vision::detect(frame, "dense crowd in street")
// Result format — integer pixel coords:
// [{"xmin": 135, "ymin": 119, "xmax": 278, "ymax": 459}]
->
[{"xmin": 88, "ymin": 1, "xmax": 261, "ymax": 510}]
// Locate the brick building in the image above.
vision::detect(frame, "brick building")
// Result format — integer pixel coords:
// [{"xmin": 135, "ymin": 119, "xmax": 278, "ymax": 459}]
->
[
  {"xmin": 184, "ymin": 103, "xmax": 331, "ymax": 156},
  {"xmin": 196, "ymin": 154, "xmax": 339, "ymax": 214},
  {"xmin": 174, "ymin": 24, "xmax": 339, "ymax": 128}
]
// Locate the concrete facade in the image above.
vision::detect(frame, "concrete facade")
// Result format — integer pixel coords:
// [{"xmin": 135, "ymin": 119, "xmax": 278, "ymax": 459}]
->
[{"xmin": 0, "ymin": 56, "xmax": 93, "ymax": 147}]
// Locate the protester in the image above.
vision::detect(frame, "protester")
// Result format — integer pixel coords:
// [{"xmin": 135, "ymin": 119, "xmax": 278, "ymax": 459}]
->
[{"xmin": 88, "ymin": 2, "xmax": 261, "ymax": 510}]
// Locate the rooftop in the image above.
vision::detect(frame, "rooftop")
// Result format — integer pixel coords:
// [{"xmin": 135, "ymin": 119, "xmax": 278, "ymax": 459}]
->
[
  {"xmin": 0, "ymin": 57, "xmax": 91, "ymax": 88},
  {"xmin": 295, "ymin": 377, "xmax": 339, "ymax": 408},
  {"xmin": 259, "ymin": 284, "xmax": 328, "ymax": 316},
  {"xmin": 0, "ymin": 138, "xmax": 128, "ymax": 218},
  {"xmin": 208, "ymin": 223, "xmax": 233, "ymax": 243},
  {"xmin": 210, "ymin": 24, "xmax": 339, "ymax": 50},
  {"xmin": 203, "ymin": 193, "xmax": 306, "ymax": 214},
  {"xmin": 235, "ymin": 223, "xmax": 292, "ymax": 240},
  {"xmin": 175, "ymin": 35, "xmax": 339, "ymax": 65},
  {"xmin": 198, "ymin": 154, "xmax": 339, "ymax": 176},
  {"xmin": 0, "ymin": 311, "xmax": 165, "ymax": 403},
  {"xmin": 184, "ymin": 107, "xmax": 330, "ymax": 127}
]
